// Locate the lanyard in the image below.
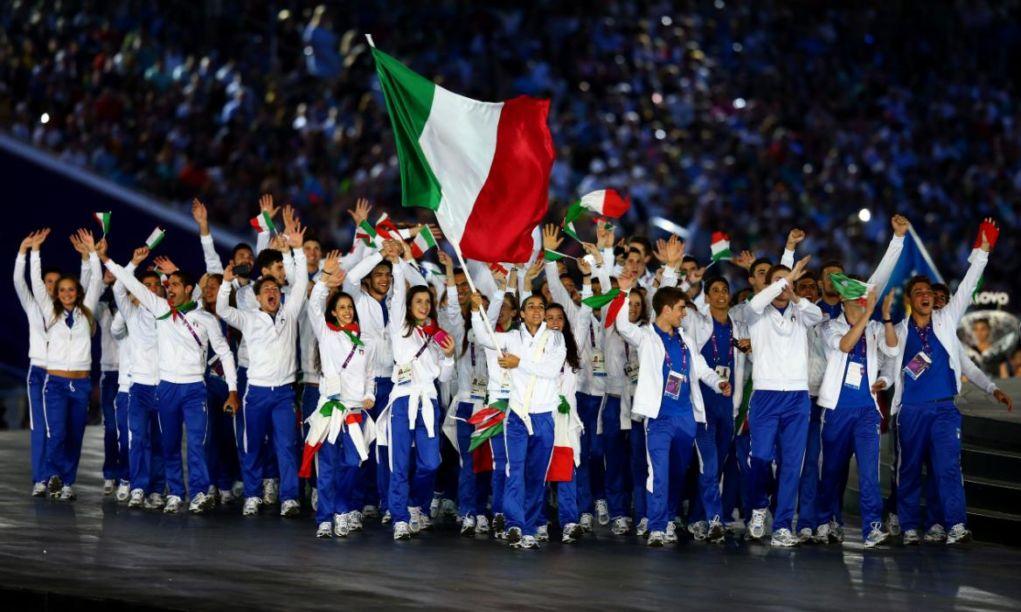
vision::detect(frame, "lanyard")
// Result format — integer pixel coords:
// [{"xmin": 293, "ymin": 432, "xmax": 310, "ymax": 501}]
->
[
  {"xmin": 341, "ymin": 343, "xmax": 357, "ymax": 370},
  {"xmin": 663, "ymin": 330, "xmax": 688, "ymax": 373},
  {"xmin": 589, "ymin": 321, "xmax": 596, "ymax": 349},
  {"xmin": 911, "ymin": 320, "xmax": 933, "ymax": 354},
  {"xmin": 709, "ymin": 319, "xmax": 733, "ymax": 367}
]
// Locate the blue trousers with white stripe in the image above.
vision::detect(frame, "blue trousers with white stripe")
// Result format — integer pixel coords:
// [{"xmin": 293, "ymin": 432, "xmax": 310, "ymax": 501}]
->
[
  {"xmin": 386, "ymin": 396, "xmax": 441, "ymax": 524},
  {"xmin": 455, "ymin": 401, "xmax": 489, "ymax": 516},
  {"xmin": 157, "ymin": 381, "xmax": 210, "ymax": 499},
  {"xmin": 601, "ymin": 395, "xmax": 631, "ymax": 519},
  {"xmin": 748, "ymin": 390, "xmax": 810, "ymax": 532},
  {"xmin": 113, "ymin": 391, "xmax": 130, "ymax": 483},
  {"xmin": 27, "ymin": 365, "xmax": 48, "ymax": 484},
  {"xmin": 689, "ymin": 388, "xmax": 733, "ymax": 524},
  {"xmin": 630, "ymin": 419, "xmax": 648, "ymax": 521},
  {"xmin": 645, "ymin": 414, "xmax": 697, "ymax": 532},
  {"xmin": 503, "ymin": 411, "xmax": 554, "ymax": 536},
  {"xmin": 100, "ymin": 371, "xmax": 124, "ymax": 481},
  {"xmin": 315, "ymin": 427, "xmax": 363, "ymax": 524},
  {"xmin": 42, "ymin": 374, "xmax": 92, "ymax": 487},
  {"xmin": 896, "ymin": 400, "xmax": 966, "ymax": 531},
  {"xmin": 240, "ymin": 385, "xmax": 299, "ymax": 502},
  {"xmin": 818, "ymin": 403, "xmax": 883, "ymax": 528},
  {"xmin": 128, "ymin": 383, "xmax": 164, "ymax": 494}
]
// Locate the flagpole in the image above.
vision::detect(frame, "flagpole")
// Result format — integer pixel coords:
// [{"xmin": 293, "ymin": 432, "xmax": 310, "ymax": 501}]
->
[{"xmin": 449, "ymin": 243, "xmax": 505, "ymax": 358}]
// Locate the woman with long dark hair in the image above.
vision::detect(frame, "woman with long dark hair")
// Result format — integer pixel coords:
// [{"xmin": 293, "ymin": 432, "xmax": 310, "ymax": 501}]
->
[
  {"xmin": 541, "ymin": 301, "xmax": 585, "ymax": 544},
  {"xmin": 30, "ymin": 228, "xmax": 103, "ymax": 501},
  {"xmin": 381, "ymin": 241, "xmax": 456, "ymax": 540},
  {"xmin": 303, "ymin": 252, "xmax": 377, "ymax": 538},
  {"xmin": 472, "ymin": 291, "xmax": 567, "ymax": 550}
]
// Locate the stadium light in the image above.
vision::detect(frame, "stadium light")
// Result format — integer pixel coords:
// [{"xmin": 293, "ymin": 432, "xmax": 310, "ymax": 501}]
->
[
  {"xmin": 40, "ymin": 113, "xmax": 50, "ymax": 125},
  {"xmin": 858, "ymin": 208, "xmax": 872, "ymax": 223}
]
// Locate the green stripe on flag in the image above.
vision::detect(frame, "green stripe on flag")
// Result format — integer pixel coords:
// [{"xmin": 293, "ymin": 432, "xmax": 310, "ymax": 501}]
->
[
  {"xmin": 581, "ymin": 288, "xmax": 621, "ymax": 309},
  {"xmin": 829, "ymin": 273, "xmax": 870, "ymax": 300},
  {"xmin": 370, "ymin": 48, "xmax": 442, "ymax": 211},
  {"xmin": 544, "ymin": 249, "xmax": 569, "ymax": 262}
]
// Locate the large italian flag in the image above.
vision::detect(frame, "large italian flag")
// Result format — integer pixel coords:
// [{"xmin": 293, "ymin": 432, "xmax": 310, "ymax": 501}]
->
[{"xmin": 370, "ymin": 41, "xmax": 554, "ymax": 263}]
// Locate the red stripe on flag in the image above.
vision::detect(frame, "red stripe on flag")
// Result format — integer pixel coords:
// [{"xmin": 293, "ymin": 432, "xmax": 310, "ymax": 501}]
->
[
  {"xmin": 460, "ymin": 96, "xmax": 554, "ymax": 263},
  {"xmin": 546, "ymin": 446, "xmax": 574, "ymax": 482},
  {"xmin": 602, "ymin": 191, "xmax": 630, "ymax": 217}
]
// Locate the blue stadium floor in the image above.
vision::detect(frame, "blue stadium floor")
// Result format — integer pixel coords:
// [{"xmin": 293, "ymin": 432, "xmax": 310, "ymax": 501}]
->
[{"xmin": 1, "ymin": 427, "xmax": 1020, "ymax": 610}]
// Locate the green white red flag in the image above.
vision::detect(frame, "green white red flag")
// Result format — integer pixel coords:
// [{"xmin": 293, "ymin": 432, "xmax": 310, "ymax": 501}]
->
[{"xmin": 370, "ymin": 40, "xmax": 553, "ymax": 263}]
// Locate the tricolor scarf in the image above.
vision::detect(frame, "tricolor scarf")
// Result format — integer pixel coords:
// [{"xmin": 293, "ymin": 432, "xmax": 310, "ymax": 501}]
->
[
  {"xmin": 299, "ymin": 399, "xmax": 366, "ymax": 478},
  {"xmin": 156, "ymin": 300, "xmax": 198, "ymax": 321},
  {"xmin": 326, "ymin": 321, "xmax": 363, "ymax": 346}
]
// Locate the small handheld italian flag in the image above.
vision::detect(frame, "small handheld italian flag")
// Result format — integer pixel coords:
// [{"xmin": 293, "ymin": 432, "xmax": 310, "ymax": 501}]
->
[
  {"xmin": 410, "ymin": 225, "xmax": 437, "ymax": 258},
  {"xmin": 544, "ymin": 248, "xmax": 574, "ymax": 262},
  {"xmin": 579, "ymin": 189, "xmax": 630, "ymax": 218},
  {"xmin": 582, "ymin": 288, "xmax": 625, "ymax": 328},
  {"xmin": 547, "ymin": 395, "xmax": 575, "ymax": 482},
  {"xmin": 250, "ymin": 211, "xmax": 278, "ymax": 234},
  {"xmin": 467, "ymin": 400, "xmax": 508, "ymax": 452},
  {"xmin": 93, "ymin": 211, "xmax": 111, "ymax": 237},
  {"xmin": 710, "ymin": 232, "xmax": 732, "ymax": 263},
  {"xmin": 145, "ymin": 227, "xmax": 166, "ymax": 250},
  {"xmin": 829, "ymin": 273, "xmax": 873, "ymax": 301}
]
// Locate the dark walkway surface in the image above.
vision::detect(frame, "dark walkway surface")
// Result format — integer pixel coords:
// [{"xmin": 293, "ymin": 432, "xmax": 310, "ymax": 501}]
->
[{"xmin": 2, "ymin": 429, "xmax": 1021, "ymax": 611}]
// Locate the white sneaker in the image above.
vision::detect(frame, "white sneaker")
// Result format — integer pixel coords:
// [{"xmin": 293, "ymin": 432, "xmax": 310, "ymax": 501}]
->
[
  {"xmin": 864, "ymin": 523, "xmax": 889, "ymax": 548},
  {"xmin": 770, "ymin": 528, "xmax": 799, "ymax": 548},
  {"xmin": 924, "ymin": 524, "xmax": 947, "ymax": 543},
  {"xmin": 363, "ymin": 505, "xmax": 380, "ymax": 519},
  {"xmin": 280, "ymin": 499, "xmax": 301, "ymax": 517},
  {"xmin": 129, "ymin": 489, "xmax": 145, "ymax": 508},
  {"xmin": 316, "ymin": 521, "xmax": 332, "ymax": 538},
  {"xmin": 749, "ymin": 508, "xmax": 767, "ymax": 540},
  {"xmin": 460, "ymin": 514, "xmax": 477, "ymax": 537},
  {"xmin": 814, "ymin": 523, "xmax": 831, "ymax": 544},
  {"xmin": 381, "ymin": 510, "xmax": 392, "ymax": 525},
  {"xmin": 946, "ymin": 523, "xmax": 972, "ymax": 545},
  {"xmin": 611, "ymin": 516, "xmax": 631, "ymax": 536},
  {"xmin": 188, "ymin": 492, "xmax": 214, "ymax": 514},
  {"xmin": 32, "ymin": 482, "xmax": 47, "ymax": 497},
  {"xmin": 688, "ymin": 520, "xmax": 708, "ymax": 541},
  {"xmin": 636, "ymin": 517, "xmax": 650, "ymax": 537},
  {"xmin": 647, "ymin": 531, "xmax": 665, "ymax": 547},
  {"xmin": 409, "ymin": 507, "xmax": 424, "ymax": 534},
  {"xmin": 115, "ymin": 481, "xmax": 130, "ymax": 502},
  {"xmin": 562, "ymin": 523, "xmax": 582, "ymax": 544},
  {"xmin": 902, "ymin": 529, "xmax": 921, "ymax": 545},
  {"xmin": 144, "ymin": 493, "xmax": 165, "ymax": 511},
  {"xmin": 334, "ymin": 513, "xmax": 350, "ymax": 537},
  {"xmin": 707, "ymin": 518, "xmax": 726, "ymax": 543},
  {"xmin": 262, "ymin": 478, "xmax": 279, "ymax": 505},
  {"xmin": 310, "ymin": 488, "xmax": 318, "ymax": 513},
  {"xmin": 535, "ymin": 524, "xmax": 549, "ymax": 542},
  {"xmin": 826, "ymin": 519, "xmax": 844, "ymax": 543},
  {"xmin": 505, "ymin": 526, "xmax": 523, "ymax": 546},
  {"xmin": 441, "ymin": 498, "xmax": 458, "ymax": 520},
  {"xmin": 798, "ymin": 527, "xmax": 814, "ymax": 543},
  {"xmin": 579, "ymin": 513, "xmax": 594, "ymax": 532},
  {"xmin": 164, "ymin": 495, "xmax": 183, "ymax": 514},
  {"xmin": 595, "ymin": 499, "xmax": 610, "ymax": 526},
  {"xmin": 242, "ymin": 496, "xmax": 262, "ymax": 516},
  {"xmin": 475, "ymin": 515, "xmax": 490, "ymax": 535},
  {"xmin": 887, "ymin": 513, "xmax": 902, "ymax": 536},
  {"xmin": 393, "ymin": 521, "xmax": 411, "ymax": 540},
  {"xmin": 348, "ymin": 510, "xmax": 363, "ymax": 532},
  {"xmin": 103, "ymin": 479, "xmax": 116, "ymax": 495},
  {"xmin": 665, "ymin": 522, "xmax": 678, "ymax": 543},
  {"xmin": 516, "ymin": 535, "xmax": 539, "ymax": 549},
  {"xmin": 58, "ymin": 485, "xmax": 77, "ymax": 501}
]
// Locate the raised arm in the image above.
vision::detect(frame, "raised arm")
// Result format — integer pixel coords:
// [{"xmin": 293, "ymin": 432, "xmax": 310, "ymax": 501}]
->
[
  {"xmin": 781, "ymin": 228, "xmax": 804, "ymax": 268},
  {"xmin": 104, "ymin": 259, "xmax": 169, "ymax": 318},
  {"xmin": 470, "ymin": 306, "xmax": 507, "ymax": 351},
  {"xmin": 307, "ymin": 281, "xmax": 330, "ymax": 341},
  {"xmin": 542, "ymin": 225, "xmax": 580, "ymax": 322},
  {"xmin": 206, "ymin": 315, "xmax": 239, "ymax": 392},
  {"xmin": 192, "ymin": 198, "xmax": 225, "ymax": 274},
  {"xmin": 866, "ymin": 215, "xmax": 908, "ymax": 294},
  {"xmin": 945, "ymin": 222, "xmax": 994, "ymax": 324},
  {"xmin": 388, "ymin": 252, "xmax": 408, "ymax": 338},
  {"xmin": 284, "ymin": 247, "xmax": 310, "ymax": 318},
  {"xmin": 78, "ymin": 231, "xmax": 104, "ymax": 312},
  {"xmin": 217, "ymin": 265, "xmax": 248, "ymax": 331},
  {"xmin": 28, "ymin": 230, "xmax": 53, "ymax": 318},
  {"xmin": 614, "ymin": 277, "xmax": 644, "ymax": 347},
  {"xmin": 343, "ymin": 251, "xmax": 383, "ymax": 296},
  {"xmin": 13, "ymin": 233, "xmax": 37, "ymax": 313},
  {"xmin": 110, "ymin": 310, "xmax": 128, "ymax": 340}
]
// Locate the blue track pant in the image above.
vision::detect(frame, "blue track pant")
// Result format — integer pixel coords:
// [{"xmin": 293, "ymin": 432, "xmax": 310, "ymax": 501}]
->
[
  {"xmin": 645, "ymin": 414, "xmax": 698, "ymax": 532},
  {"xmin": 601, "ymin": 395, "xmax": 631, "ymax": 519},
  {"xmin": 42, "ymin": 374, "xmax": 92, "ymax": 486},
  {"xmin": 315, "ymin": 427, "xmax": 363, "ymax": 524},
  {"xmin": 690, "ymin": 388, "xmax": 733, "ymax": 524},
  {"xmin": 239, "ymin": 385, "xmax": 299, "ymax": 502},
  {"xmin": 630, "ymin": 419, "xmax": 648, "ymax": 521},
  {"xmin": 361, "ymin": 377, "xmax": 393, "ymax": 512},
  {"xmin": 748, "ymin": 390, "xmax": 810, "ymax": 532},
  {"xmin": 504, "ymin": 411, "xmax": 555, "ymax": 536},
  {"xmin": 818, "ymin": 404, "xmax": 883, "ymax": 528},
  {"xmin": 157, "ymin": 381, "xmax": 210, "ymax": 498},
  {"xmin": 796, "ymin": 402, "xmax": 823, "ymax": 530},
  {"xmin": 386, "ymin": 395, "xmax": 441, "ymax": 524},
  {"xmin": 100, "ymin": 370, "xmax": 123, "ymax": 480},
  {"xmin": 576, "ymin": 392, "xmax": 604, "ymax": 513},
  {"xmin": 128, "ymin": 383, "xmax": 164, "ymax": 494},
  {"xmin": 27, "ymin": 365, "xmax": 48, "ymax": 484},
  {"xmin": 896, "ymin": 400, "xmax": 966, "ymax": 531}
]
